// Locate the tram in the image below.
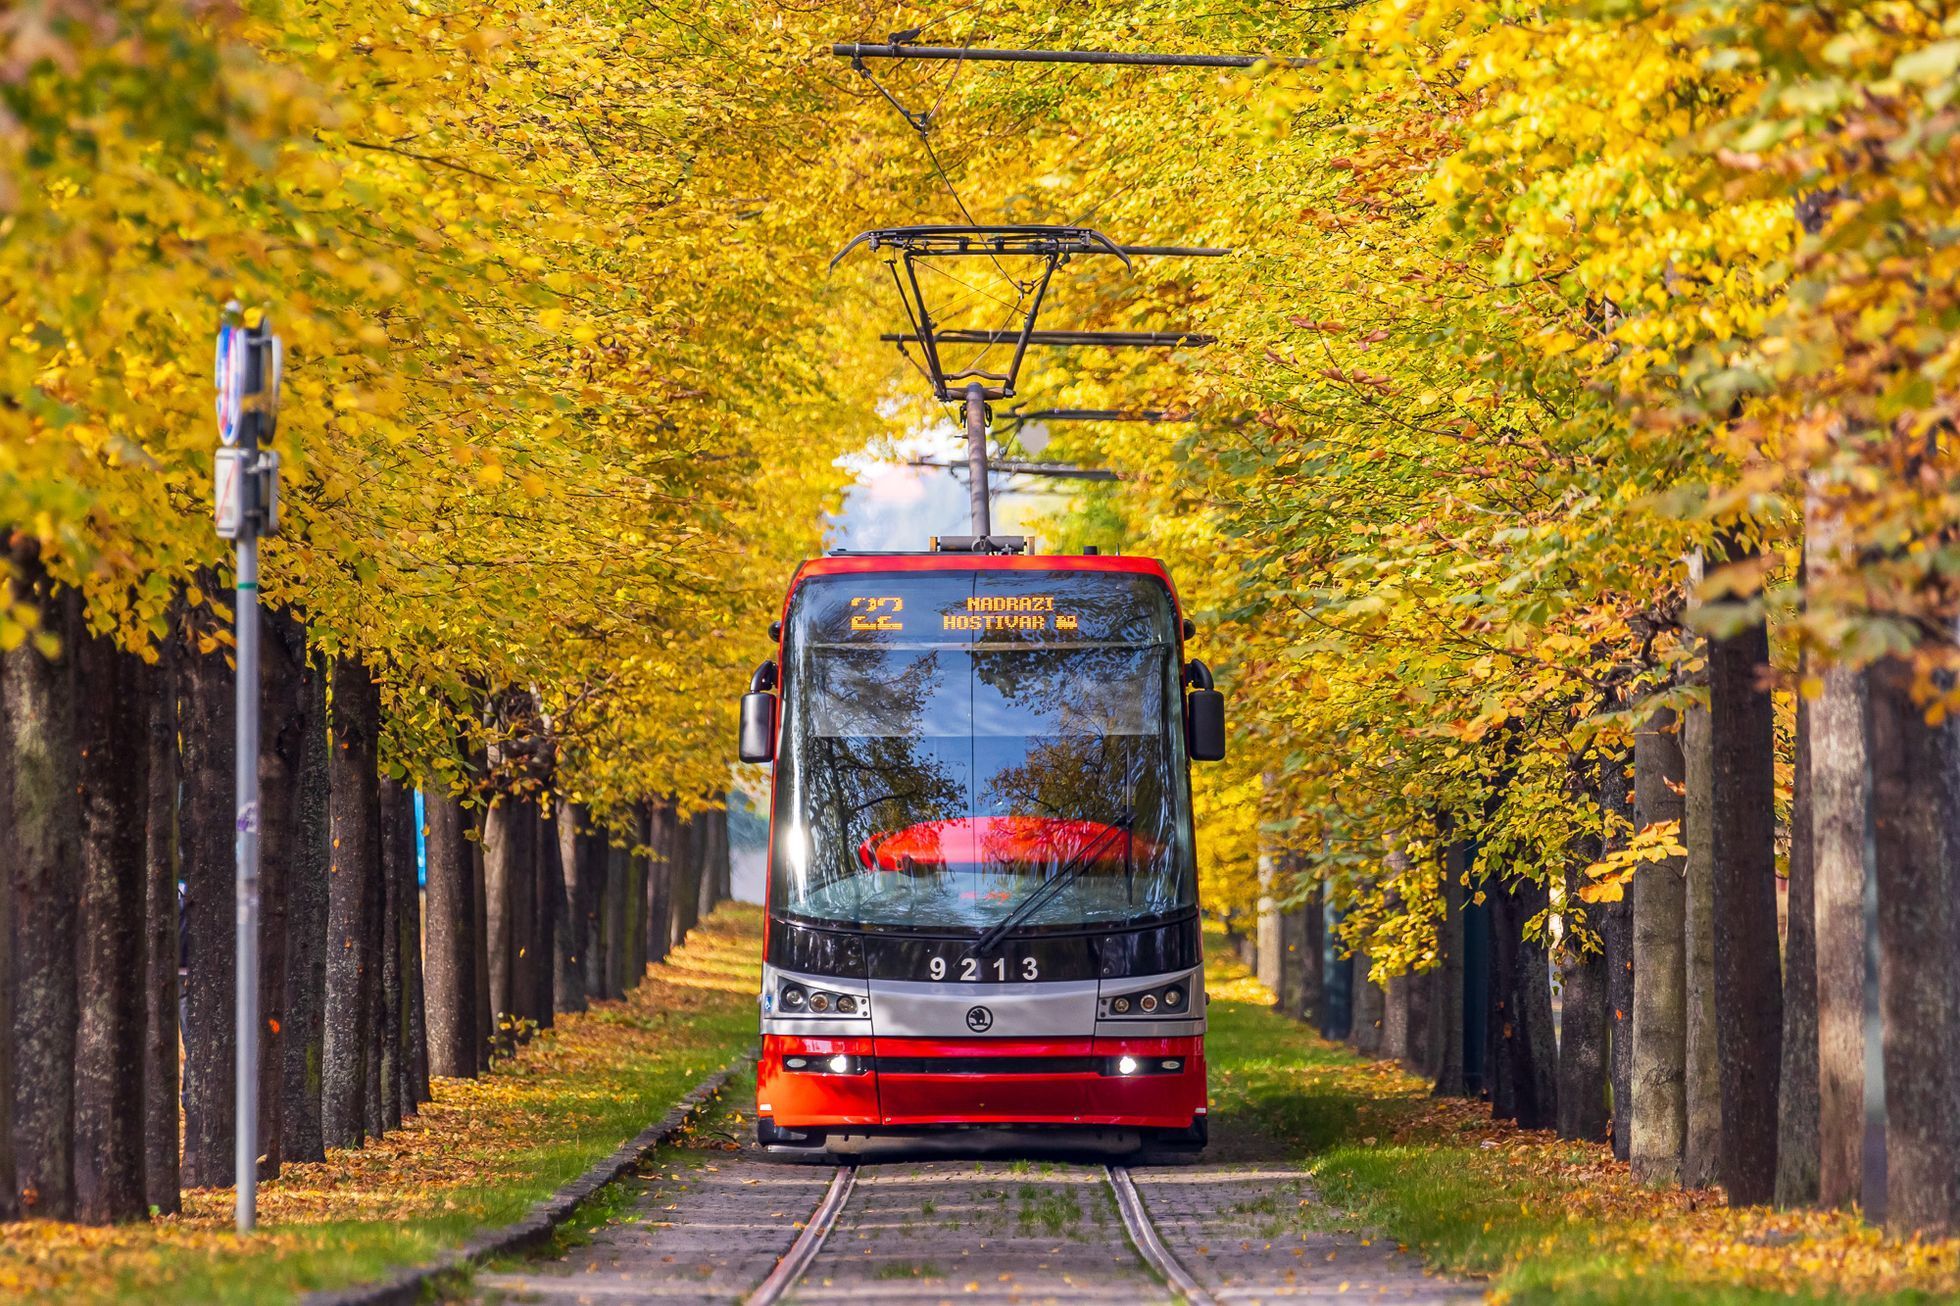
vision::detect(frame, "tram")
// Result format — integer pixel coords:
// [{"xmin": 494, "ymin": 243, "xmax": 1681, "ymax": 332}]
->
[{"xmin": 738, "ymin": 540, "xmax": 1225, "ymax": 1154}]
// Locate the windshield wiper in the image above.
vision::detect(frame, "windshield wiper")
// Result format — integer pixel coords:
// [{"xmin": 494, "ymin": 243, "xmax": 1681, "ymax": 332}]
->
[{"xmin": 971, "ymin": 809, "xmax": 1135, "ymax": 957}]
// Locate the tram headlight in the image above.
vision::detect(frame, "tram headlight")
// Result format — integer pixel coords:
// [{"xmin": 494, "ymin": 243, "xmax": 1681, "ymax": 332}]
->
[
  {"xmin": 828, "ymin": 1054, "xmax": 851, "ymax": 1074},
  {"xmin": 1117, "ymin": 1055, "xmax": 1139, "ymax": 1075},
  {"xmin": 1101, "ymin": 980, "xmax": 1196, "ymax": 1020},
  {"xmin": 774, "ymin": 981, "xmax": 867, "ymax": 1017}
]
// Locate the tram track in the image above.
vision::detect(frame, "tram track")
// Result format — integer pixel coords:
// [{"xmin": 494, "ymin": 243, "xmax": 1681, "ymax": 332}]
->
[
  {"xmin": 749, "ymin": 1156, "xmax": 1214, "ymax": 1306},
  {"xmin": 1106, "ymin": 1164, "xmax": 1216, "ymax": 1306},
  {"xmin": 745, "ymin": 1163, "xmax": 858, "ymax": 1306},
  {"xmin": 468, "ymin": 1102, "xmax": 1470, "ymax": 1305}
]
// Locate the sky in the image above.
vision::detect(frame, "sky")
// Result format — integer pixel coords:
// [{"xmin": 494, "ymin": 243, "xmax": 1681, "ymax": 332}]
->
[{"xmin": 727, "ymin": 419, "xmax": 1085, "ymax": 902}]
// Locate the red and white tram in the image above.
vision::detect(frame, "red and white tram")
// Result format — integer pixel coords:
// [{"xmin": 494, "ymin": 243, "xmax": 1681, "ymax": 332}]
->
[{"xmin": 738, "ymin": 546, "xmax": 1225, "ymax": 1154}]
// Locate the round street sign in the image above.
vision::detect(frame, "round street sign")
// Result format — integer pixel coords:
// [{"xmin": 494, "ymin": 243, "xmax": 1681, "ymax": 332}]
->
[{"xmin": 214, "ymin": 319, "xmax": 245, "ymax": 445}]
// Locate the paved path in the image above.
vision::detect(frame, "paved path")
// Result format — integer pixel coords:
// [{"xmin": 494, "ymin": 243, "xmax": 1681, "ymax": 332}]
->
[
  {"xmin": 472, "ymin": 1087, "xmax": 1481, "ymax": 1305},
  {"xmin": 471, "ymin": 1087, "xmax": 831, "ymax": 1303},
  {"xmin": 1130, "ymin": 1161, "xmax": 1478, "ymax": 1303},
  {"xmin": 791, "ymin": 1159, "xmax": 1165, "ymax": 1305}
]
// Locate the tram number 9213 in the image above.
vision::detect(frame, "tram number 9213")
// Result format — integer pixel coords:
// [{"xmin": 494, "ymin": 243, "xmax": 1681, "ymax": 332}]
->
[{"xmin": 930, "ymin": 955, "xmax": 1040, "ymax": 982}]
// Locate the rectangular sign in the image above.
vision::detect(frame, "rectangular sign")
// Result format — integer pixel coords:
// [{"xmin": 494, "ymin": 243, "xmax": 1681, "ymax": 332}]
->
[{"xmin": 806, "ymin": 573, "xmax": 1171, "ymax": 647}]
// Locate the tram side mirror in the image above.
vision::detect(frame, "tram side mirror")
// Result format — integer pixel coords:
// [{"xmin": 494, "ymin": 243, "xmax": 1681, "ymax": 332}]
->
[
  {"xmin": 739, "ymin": 659, "xmax": 779, "ymax": 764},
  {"xmin": 1186, "ymin": 689, "xmax": 1226, "ymax": 761},
  {"xmin": 739, "ymin": 693, "xmax": 777, "ymax": 763},
  {"xmin": 1183, "ymin": 658, "xmax": 1226, "ymax": 762}
]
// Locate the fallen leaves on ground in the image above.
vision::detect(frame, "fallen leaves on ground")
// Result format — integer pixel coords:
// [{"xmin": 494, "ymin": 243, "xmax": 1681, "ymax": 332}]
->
[
  {"xmin": 1213, "ymin": 950, "xmax": 1960, "ymax": 1303},
  {"xmin": 0, "ymin": 905, "xmax": 762, "ymax": 1304}
]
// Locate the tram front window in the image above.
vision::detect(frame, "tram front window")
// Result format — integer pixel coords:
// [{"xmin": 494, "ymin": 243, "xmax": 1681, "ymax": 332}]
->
[{"xmin": 770, "ymin": 573, "xmax": 1197, "ymax": 933}]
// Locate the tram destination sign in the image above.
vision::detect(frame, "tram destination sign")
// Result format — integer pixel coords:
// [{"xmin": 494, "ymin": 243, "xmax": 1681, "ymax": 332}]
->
[
  {"xmin": 850, "ymin": 591, "xmax": 1080, "ymax": 635},
  {"xmin": 803, "ymin": 572, "xmax": 1175, "ymax": 646}
]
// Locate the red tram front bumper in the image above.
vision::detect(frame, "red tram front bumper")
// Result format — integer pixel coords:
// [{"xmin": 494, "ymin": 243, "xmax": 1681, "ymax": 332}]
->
[{"xmin": 757, "ymin": 1033, "xmax": 1206, "ymax": 1132}]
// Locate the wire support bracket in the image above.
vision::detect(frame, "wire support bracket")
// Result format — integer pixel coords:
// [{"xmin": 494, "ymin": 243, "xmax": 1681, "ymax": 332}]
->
[
  {"xmin": 833, "ymin": 43, "xmax": 1311, "ymax": 69},
  {"xmin": 834, "ymin": 225, "xmax": 1221, "ymax": 401}
]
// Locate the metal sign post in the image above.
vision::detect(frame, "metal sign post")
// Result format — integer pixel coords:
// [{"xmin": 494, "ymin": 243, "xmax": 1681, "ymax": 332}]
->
[{"xmin": 214, "ymin": 302, "xmax": 282, "ymax": 1232}]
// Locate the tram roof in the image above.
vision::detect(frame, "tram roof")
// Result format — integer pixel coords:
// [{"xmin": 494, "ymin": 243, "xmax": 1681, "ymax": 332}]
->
[{"xmin": 784, "ymin": 552, "xmax": 1183, "ymax": 618}]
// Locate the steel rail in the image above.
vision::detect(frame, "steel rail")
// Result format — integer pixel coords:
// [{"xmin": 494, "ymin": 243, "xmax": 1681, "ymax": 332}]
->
[
  {"xmin": 1106, "ymin": 1165, "xmax": 1217, "ymax": 1306},
  {"xmin": 834, "ymin": 43, "xmax": 1311, "ymax": 69},
  {"xmin": 745, "ymin": 1163, "xmax": 859, "ymax": 1306}
]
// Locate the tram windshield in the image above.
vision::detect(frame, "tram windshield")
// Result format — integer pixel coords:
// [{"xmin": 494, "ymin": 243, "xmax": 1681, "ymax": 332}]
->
[{"xmin": 769, "ymin": 570, "xmax": 1197, "ymax": 933}]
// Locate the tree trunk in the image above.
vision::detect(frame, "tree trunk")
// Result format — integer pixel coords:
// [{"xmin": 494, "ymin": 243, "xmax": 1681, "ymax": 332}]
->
[
  {"xmin": 1461, "ymin": 887, "xmax": 1491, "ymax": 1096},
  {"xmin": 482, "ymin": 798, "xmax": 515, "ymax": 1051},
  {"xmin": 5, "ymin": 563, "xmax": 80, "ymax": 1217},
  {"xmin": 397, "ymin": 785, "xmax": 428, "ymax": 1110},
  {"xmin": 514, "ymin": 800, "xmax": 543, "ymax": 1031},
  {"xmin": 1491, "ymin": 873, "xmax": 1558, "ymax": 1130},
  {"xmin": 1272, "ymin": 852, "xmax": 1306, "ymax": 1019},
  {"xmin": 1867, "ymin": 653, "xmax": 1960, "ymax": 1237},
  {"xmin": 378, "ymin": 778, "xmax": 413, "ymax": 1132},
  {"xmin": 74, "ymin": 631, "xmax": 151, "ymax": 1223},
  {"xmin": 323, "ymin": 656, "xmax": 380, "ymax": 1149},
  {"xmin": 1276, "ymin": 901, "xmax": 1309, "ymax": 1021},
  {"xmin": 1433, "ymin": 837, "xmax": 1469, "ymax": 1098},
  {"xmin": 280, "ymin": 650, "xmax": 329, "ymax": 1164},
  {"xmin": 1350, "ymin": 951, "xmax": 1384, "ymax": 1056},
  {"xmin": 471, "ymin": 812, "xmax": 492, "ymax": 1070},
  {"xmin": 1557, "ymin": 929, "xmax": 1609, "ymax": 1142},
  {"xmin": 1256, "ymin": 852, "xmax": 1282, "ymax": 996},
  {"xmin": 1602, "ymin": 749, "xmax": 1635, "ymax": 1164},
  {"xmin": 715, "ymin": 803, "xmax": 733, "ymax": 901},
  {"xmin": 1707, "ymin": 574, "xmax": 1784, "ymax": 1206},
  {"xmin": 484, "ymin": 796, "xmax": 539, "ymax": 1048},
  {"xmin": 1407, "ymin": 968, "xmax": 1436, "ymax": 1077},
  {"xmin": 424, "ymin": 789, "xmax": 478, "ymax": 1078},
  {"xmin": 674, "ymin": 812, "xmax": 701, "ymax": 945},
  {"xmin": 1812, "ymin": 664, "xmax": 1868, "ymax": 1210},
  {"xmin": 515, "ymin": 800, "xmax": 545, "ymax": 1030},
  {"xmin": 0, "ymin": 590, "xmax": 13, "ymax": 1225},
  {"xmin": 1382, "ymin": 972, "xmax": 1411, "ymax": 1064},
  {"xmin": 599, "ymin": 836, "xmax": 625, "ymax": 1000},
  {"xmin": 645, "ymin": 799, "xmax": 671, "ymax": 968},
  {"xmin": 1322, "ymin": 900, "xmax": 1353, "ymax": 1041},
  {"xmin": 252, "ymin": 610, "xmax": 307, "ymax": 1181},
  {"xmin": 1777, "ymin": 689, "xmax": 1821, "ymax": 1206},
  {"xmin": 533, "ymin": 800, "xmax": 563, "ymax": 1026},
  {"xmin": 178, "ymin": 593, "xmax": 235, "ymax": 1189},
  {"xmin": 693, "ymin": 811, "xmax": 718, "ymax": 926},
  {"xmin": 576, "ymin": 814, "xmax": 606, "ymax": 1001},
  {"xmin": 362, "ymin": 761, "xmax": 388, "ymax": 1137},
  {"xmin": 1301, "ymin": 883, "xmax": 1325, "ymax": 1030},
  {"xmin": 1631, "ymin": 707, "xmax": 1687, "ymax": 1187},
  {"xmin": 613, "ymin": 840, "xmax": 638, "ymax": 995},
  {"xmin": 404, "ymin": 838, "xmax": 430, "ymax": 1110},
  {"xmin": 1559, "ymin": 758, "xmax": 1610, "ymax": 1145},
  {"xmin": 141, "ymin": 642, "xmax": 182, "ymax": 1212},
  {"xmin": 557, "ymin": 798, "xmax": 591, "ymax": 1014},
  {"xmin": 1682, "ymin": 690, "xmax": 1722, "ymax": 1187}
]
